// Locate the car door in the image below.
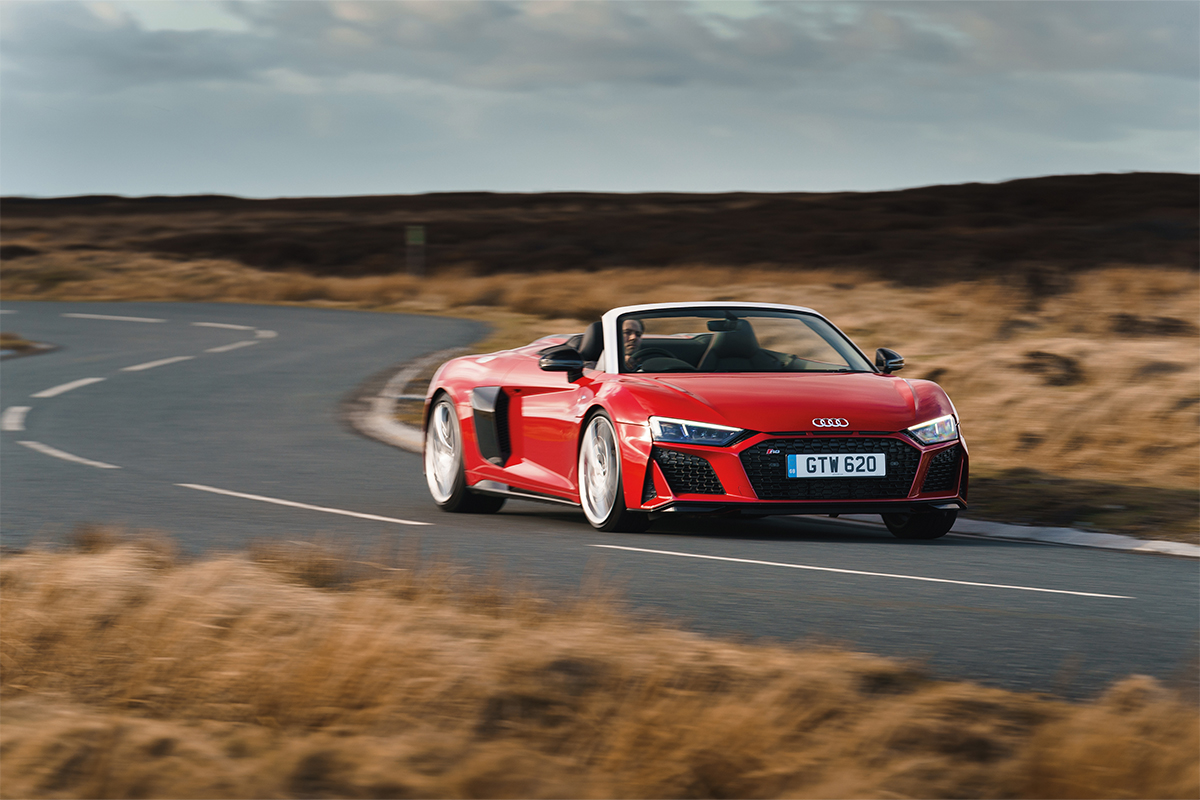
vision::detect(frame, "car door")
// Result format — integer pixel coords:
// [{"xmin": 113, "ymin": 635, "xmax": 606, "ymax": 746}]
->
[{"xmin": 499, "ymin": 349, "xmax": 600, "ymax": 497}]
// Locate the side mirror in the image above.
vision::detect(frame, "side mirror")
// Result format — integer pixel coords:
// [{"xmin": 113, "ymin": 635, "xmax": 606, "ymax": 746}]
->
[
  {"xmin": 539, "ymin": 347, "xmax": 585, "ymax": 382},
  {"xmin": 875, "ymin": 347, "xmax": 905, "ymax": 374}
]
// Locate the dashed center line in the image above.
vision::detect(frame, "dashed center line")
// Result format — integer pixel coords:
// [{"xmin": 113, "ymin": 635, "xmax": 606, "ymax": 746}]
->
[
  {"xmin": 589, "ymin": 544, "xmax": 1134, "ymax": 599},
  {"xmin": 1, "ymin": 406, "xmax": 31, "ymax": 431},
  {"xmin": 14, "ymin": 314, "xmax": 281, "ymax": 475},
  {"xmin": 193, "ymin": 322, "xmax": 255, "ymax": 330},
  {"xmin": 206, "ymin": 340, "xmax": 259, "ymax": 354},
  {"xmin": 18, "ymin": 441, "xmax": 121, "ymax": 469},
  {"xmin": 62, "ymin": 313, "xmax": 166, "ymax": 323},
  {"xmin": 32, "ymin": 377, "xmax": 106, "ymax": 398},
  {"xmin": 177, "ymin": 484, "xmax": 432, "ymax": 526},
  {"xmin": 121, "ymin": 356, "xmax": 195, "ymax": 372}
]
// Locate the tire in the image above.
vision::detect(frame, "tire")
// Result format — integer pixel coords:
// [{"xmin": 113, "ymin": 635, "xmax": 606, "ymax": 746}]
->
[
  {"xmin": 424, "ymin": 395, "xmax": 506, "ymax": 514},
  {"xmin": 882, "ymin": 509, "xmax": 956, "ymax": 540},
  {"xmin": 578, "ymin": 411, "xmax": 651, "ymax": 533}
]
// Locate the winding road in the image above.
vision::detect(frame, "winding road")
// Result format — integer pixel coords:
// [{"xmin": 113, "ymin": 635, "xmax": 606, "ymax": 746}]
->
[{"xmin": 2, "ymin": 301, "xmax": 1196, "ymax": 700}]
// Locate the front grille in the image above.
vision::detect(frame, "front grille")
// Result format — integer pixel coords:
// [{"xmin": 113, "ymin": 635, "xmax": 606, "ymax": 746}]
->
[
  {"xmin": 653, "ymin": 447, "xmax": 724, "ymax": 495},
  {"xmin": 740, "ymin": 437, "xmax": 920, "ymax": 500},
  {"xmin": 921, "ymin": 445, "xmax": 962, "ymax": 493}
]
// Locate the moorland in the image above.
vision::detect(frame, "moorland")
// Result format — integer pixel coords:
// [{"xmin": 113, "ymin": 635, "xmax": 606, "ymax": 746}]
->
[{"xmin": 2, "ymin": 174, "xmax": 1198, "ymax": 799}]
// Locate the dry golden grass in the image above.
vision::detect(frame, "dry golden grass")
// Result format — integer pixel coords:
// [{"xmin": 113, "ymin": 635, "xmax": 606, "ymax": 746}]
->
[
  {"xmin": 2, "ymin": 530, "xmax": 1196, "ymax": 800},
  {"xmin": 0, "ymin": 331, "xmax": 39, "ymax": 353},
  {"xmin": 3, "ymin": 251, "xmax": 1197, "ymax": 495}
]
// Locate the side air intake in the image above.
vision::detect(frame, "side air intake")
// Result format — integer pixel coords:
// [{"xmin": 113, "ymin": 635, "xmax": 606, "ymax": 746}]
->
[{"xmin": 470, "ymin": 386, "xmax": 510, "ymax": 466}]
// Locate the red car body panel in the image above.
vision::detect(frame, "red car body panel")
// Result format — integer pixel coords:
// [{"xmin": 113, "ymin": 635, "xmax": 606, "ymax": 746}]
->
[{"xmin": 424, "ymin": 304, "xmax": 969, "ymax": 520}]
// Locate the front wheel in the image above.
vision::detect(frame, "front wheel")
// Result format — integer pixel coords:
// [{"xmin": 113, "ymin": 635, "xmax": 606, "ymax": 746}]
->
[
  {"xmin": 578, "ymin": 412, "xmax": 650, "ymax": 533},
  {"xmin": 424, "ymin": 395, "xmax": 506, "ymax": 514},
  {"xmin": 882, "ymin": 510, "xmax": 956, "ymax": 540}
]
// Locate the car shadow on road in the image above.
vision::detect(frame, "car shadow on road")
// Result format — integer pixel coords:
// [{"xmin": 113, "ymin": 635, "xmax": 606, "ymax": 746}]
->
[{"xmin": 495, "ymin": 503, "xmax": 1034, "ymax": 550}]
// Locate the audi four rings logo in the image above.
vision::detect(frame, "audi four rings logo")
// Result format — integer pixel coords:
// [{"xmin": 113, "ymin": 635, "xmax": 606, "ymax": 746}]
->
[{"xmin": 812, "ymin": 418, "xmax": 849, "ymax": 428}]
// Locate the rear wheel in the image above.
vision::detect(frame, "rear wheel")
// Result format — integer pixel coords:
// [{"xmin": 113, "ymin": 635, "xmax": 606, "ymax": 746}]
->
[
  {"xmin": 425, "ymin": 395, "xmax": 506, "ymax": 514},
  {"xmin": 578, "ymin": 412, "xmax": 650, "ymax": 533},
  {"xmin": 882, "ymin": 510, "xmax": 956, "ymax": 540}
]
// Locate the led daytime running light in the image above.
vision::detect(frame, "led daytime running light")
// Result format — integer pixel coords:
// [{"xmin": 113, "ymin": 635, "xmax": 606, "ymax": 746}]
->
[
  {"xmin": 649, "ymin": 416, "xmax": 744, "ymax": 447},
  {"xmin": 907, "ymin": 414, "xmax": 958, "ymax": 445}
]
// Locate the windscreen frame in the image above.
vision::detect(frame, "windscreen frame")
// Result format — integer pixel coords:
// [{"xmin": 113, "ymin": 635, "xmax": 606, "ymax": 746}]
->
[{"xmin": 614, "ymin": 306, "xmax": 877, "ymax": 374}]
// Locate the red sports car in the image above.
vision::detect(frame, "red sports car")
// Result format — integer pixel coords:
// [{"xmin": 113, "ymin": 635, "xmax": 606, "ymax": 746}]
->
[{"xmin": 423, "ymin": 302, "xmax": 967, "ymax": 539}]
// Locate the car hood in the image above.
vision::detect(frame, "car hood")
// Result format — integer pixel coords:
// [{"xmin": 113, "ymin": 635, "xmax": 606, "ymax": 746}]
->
[{"xmin": 629, "ymin": 372, "xmax": 946, "ymax": 433}]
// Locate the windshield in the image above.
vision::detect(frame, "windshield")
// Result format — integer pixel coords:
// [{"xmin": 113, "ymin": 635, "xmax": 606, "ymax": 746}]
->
[{"xmin": 617, "ymin": 309, "xmax": 873, "ymax": 374}]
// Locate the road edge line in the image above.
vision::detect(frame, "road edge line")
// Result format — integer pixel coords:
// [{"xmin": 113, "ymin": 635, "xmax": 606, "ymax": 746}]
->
[{"xmin": 347, "ymin": 346, "xmax": 469, "ymax": 453}]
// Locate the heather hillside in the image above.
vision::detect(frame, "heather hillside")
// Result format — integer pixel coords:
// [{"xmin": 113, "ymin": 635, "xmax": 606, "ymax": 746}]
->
[{"xmin": 3, "ymin": 173, "xmax": 1196, "ymax": 286}]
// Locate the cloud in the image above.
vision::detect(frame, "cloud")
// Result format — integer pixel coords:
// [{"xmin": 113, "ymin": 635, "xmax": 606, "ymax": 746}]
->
[
  {"xmin": 931, "ymin": 2, "xmax": 1198, "ymax": 79},
  {"xmin": 0, "ymin": 2, "xmax": 263, "ymax": 92},
  {"xmin": 0, "ymin": 1, "xmax": 1194, "ymax": 196},
  {"xmin": 4, "ymin": 1, "xmax": 1195, "ymax": 97}
]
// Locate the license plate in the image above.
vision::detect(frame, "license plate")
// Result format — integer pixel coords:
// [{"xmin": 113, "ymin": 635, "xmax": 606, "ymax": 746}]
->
[{"xmin": 787, "ymin": 453, "xmax": 886, "ymax": 478}]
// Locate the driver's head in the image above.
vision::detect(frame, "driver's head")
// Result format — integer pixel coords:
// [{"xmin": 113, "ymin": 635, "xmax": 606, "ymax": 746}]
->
[{"xmin": 621, "ymin": 318, "xmax": 644, "ymax": 356}]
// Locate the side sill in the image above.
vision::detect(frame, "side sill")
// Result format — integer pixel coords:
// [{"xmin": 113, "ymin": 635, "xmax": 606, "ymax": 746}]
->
[{"xmin": 470, "ymin": 480, "xmax": 580, "ymax": 507}]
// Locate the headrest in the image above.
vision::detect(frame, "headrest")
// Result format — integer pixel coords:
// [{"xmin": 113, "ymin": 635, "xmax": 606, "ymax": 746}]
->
[
  {"xmin": 578, "ymin": 320, "xmax": 603, "ymax": 361},
  {"xmin": 712, "ymin": 319, "xmax": 759, "ymax": 358}
]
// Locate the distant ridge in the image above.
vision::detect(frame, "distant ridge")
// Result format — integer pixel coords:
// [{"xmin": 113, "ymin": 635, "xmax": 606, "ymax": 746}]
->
[{"xmin": 3, "ymin": 173, "xmax": 1196, "ymax": 286}]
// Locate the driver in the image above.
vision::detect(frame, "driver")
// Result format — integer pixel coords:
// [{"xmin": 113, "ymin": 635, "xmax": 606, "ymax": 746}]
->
[{"xmin": 621, "ymin": 317, "xmax": 645, "ymax": 371}]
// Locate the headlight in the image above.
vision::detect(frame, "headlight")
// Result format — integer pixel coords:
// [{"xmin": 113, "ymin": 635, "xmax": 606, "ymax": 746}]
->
[
  {"xmin": 649, "ymin": 416, "xmax": 744, "ymax": 447},
  {"xmin": 907, "ymin": 414, "xmax": 958, "ymax": 445}
]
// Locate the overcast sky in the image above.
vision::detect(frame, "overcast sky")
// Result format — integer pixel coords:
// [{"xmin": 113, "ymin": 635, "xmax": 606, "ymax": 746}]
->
[{"xmin": 1, "ymin": 0, "xmax": 1196, "ymax": 197}]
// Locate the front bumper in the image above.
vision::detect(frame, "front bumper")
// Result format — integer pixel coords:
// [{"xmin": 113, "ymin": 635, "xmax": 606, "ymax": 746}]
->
[
  {"xmin": 649, "ymin": 499, "xmax": 967, "ymax": 517},
  {"xmin": 632, "ymin": 430, "xmax": 968, "ymax": 516}
]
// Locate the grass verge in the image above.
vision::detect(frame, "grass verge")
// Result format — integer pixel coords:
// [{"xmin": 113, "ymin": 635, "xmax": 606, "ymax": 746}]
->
[
  {"xmin": 969, "ymin": 469, "xmax": 1200, "ymax": 545},
  {"xmin": 0, "ymin": 331, "xmax": 49, "ymax": 357},
  {"xmin": 2, "ymin": 528, "xmax": 1197, "ymax": 799}
]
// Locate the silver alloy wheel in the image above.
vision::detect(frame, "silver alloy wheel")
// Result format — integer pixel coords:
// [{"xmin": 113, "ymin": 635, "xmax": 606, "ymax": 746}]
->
[
  {"xmin": 579, "ymin": 414, "xmax": 621, "ymax": 526},
  {"xmin": 425, "ymin": 398, "xmax": 460, "ymax": 504}
]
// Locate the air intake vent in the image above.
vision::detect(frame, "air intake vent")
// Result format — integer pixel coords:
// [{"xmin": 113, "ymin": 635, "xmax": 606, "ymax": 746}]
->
[
  {"xmin": 642, "ymin": 461, "xmax": 657, "ymax": 502},
  {"xmin": 652, "ymin": 448, "xmax": 724, "ymax": 495},
  {"xmin": 921, "ymin": 445, "xmax": 962, "ymax": 493},
  {"xmin": 470, "ymin": 386, "xmax": 510, "ymax": 466}
]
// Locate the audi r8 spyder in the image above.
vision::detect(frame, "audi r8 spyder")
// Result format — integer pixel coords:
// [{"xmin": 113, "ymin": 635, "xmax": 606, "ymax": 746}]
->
[{"xmin": 423, "ymin": 302, "xmax": 967, "ymax": 539}]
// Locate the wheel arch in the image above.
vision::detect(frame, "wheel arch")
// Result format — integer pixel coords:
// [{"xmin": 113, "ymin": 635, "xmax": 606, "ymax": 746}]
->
[
  {"xmin": 575, "ymin": 403, "xmax": 651, "ymax": 532},
  {"xmin": 576, "ymin": 402, "xmax": 611, "ymax": 451},
  {"xmin": 424, "ymin": 387, "xmax": 481, "ymax": 472},
  {"xmin": 577, "ymin": 402, "xmax": 654, "ymax": 515},
  {"xmin": 423, "ymin": 387, "xmax": 452, "ymax": 434}
]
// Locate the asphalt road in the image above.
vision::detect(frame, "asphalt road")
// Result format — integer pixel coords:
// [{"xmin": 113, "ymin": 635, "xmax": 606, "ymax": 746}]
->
[{"xmin": 2, "ymin": 301, "xmax": 1196, "ymax": 700}]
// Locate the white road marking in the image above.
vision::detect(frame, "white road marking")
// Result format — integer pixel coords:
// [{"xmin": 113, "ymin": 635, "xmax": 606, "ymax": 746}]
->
[
  {"xmin": 1, "ymin": 406, "xmax": 31, "ymax": 431},
  {"xmin": 177, "ymin": 484, "xmax": 431, "ymax": 526},
  {"xmin": 205, "ymin": 340, "xmax": 259, "ymax": 353},
  {"xmin": 62, "ymin": 313, "xmax": 166, "ymax": 323},
  {"xmin": 32, "ymin": 377, "xmax": 106, "ymax": 398},
  {"xmin": 255, "ymin": 330, "xmax": 277, "ymax": 339},
  {"xmin": 18, "ymin": 441, "xmax": 121, "ymax": 469},
  {"xmin": 0, "ymin": 310, "xmax": 16, "ymax": 314},
  {"xmin": 121, "ymin": 355, "xmax": 195, "ymax": 372},
  {"xmin": 589, "ymin": 544, "xmax": 1134, "ymax": 599},
  {"xmin": 193, "ymin": 322, "xmax": 255, "ymax": 330}
]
